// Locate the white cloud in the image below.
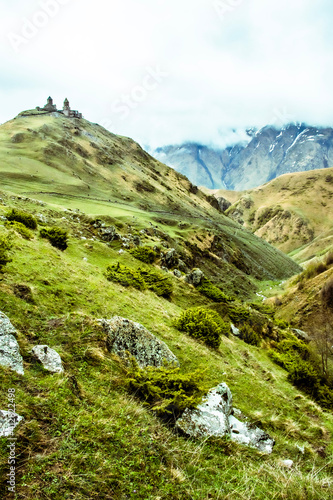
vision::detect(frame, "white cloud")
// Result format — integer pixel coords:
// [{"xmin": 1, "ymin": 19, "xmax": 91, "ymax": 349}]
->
[{"xmin": 0, "ymin": 0, "xmax": 332, "ymax": 148}]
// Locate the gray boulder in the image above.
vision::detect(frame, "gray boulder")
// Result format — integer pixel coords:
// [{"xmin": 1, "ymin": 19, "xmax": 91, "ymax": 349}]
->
[
  {"xmin": 99, "ymin": 316, "xmax": 179, "ymax": 368},
  {"xmin": 216, "ymin": 197, "xmax": 231, "ymax": 212},
  {"xmin": 173, "ymin": 269, "xmax": 182, "ymax": 278},
  {"xmin": 162, "ymin": 248, "xmax": 178, "ymax": 269},
  {"xmin": 0, "ymin": 410, "xmax": 24, "ymax": 437},
  {"xmin": 0, "ymin": 312, "xmax": 24, "ymax": 375},
  {"xmin": 185, "ymin": 268, "xmax": 204, "ymax": 286},
  {"xmin": 176, "ymin": 383, "xmax": 275, "ymax": 454},
  {"xmin": 31, "ymin": 345, "xmax": 64, "ymax": 373}
]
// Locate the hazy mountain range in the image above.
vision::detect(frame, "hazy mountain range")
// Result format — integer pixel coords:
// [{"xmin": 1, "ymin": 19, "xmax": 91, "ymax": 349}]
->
[{"xmin": 151, "ymin": 124, "xmax": 333, "ymax": 191}]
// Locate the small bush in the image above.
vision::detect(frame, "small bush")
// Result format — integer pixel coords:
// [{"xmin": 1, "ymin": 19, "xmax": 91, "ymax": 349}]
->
[
  {"xmin": 239, "ymin": 324, "xmax": 261, "ymax": 346},
  {"xmin": 6, "ymin": 208, "xmax": 37, "ymax": 230},
  {"xmin": 287, "ymin": 360, "xmax": 320, "ymax": 391},
  {"xmin": 5, "ymin": 221, "xmax": 33, "ymax": 240},
  {"xmin": 105, "ymin": 264, "xmax": 173, "ymax": 297},
  {"xmin": 321, "ymin": 279, "xmax": 333, "ymax": 309},
  {"xmin": 122, "ymin": 359, "xmax": 205, "ymax": 420},
  {"xmin": 0, "ymin": 233, "xmax": 13, "ymax": 271},
  {"xmin": 302, "ymin": 261, "xmax": 327, "ymax": 280},
  {"xmin": 325, "ymin": 251, "xmax": 333, "ymax": 266},
  {"xmin": 139, "ymin": 268, "xmax": 173, "ymax": 298},
  {"xmin": 176, "ymin": 307, "xmax": 229, "ymax": 349},
  {"xmin": 130, "ymin": 246, "xmax": 157, "ymax": 264},
  {"xmin": 228, "ymin": 303, "xmax": 250, "ymax": 323},
  {"xmin": 196, "ymin": 277, "xmax": 231, "ymax": 303},
  {"xmin": 105, "ymin": 263, "xmax": 147, "ymax": 291},
  {"xmin": 40, "ymin": 227, "xmax": 68, "ymax": 251}
]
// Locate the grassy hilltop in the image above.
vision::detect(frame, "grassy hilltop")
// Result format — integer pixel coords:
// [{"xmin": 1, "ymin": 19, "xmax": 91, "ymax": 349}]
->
[{"xmin": 0, "ymin": 112, "xmax": 332, "ymax": 499}]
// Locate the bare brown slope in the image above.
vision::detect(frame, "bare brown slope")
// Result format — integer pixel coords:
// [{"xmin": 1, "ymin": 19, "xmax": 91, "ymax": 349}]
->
[{"xmin": 211, "ymin": 169, "xmax": 333, "ymax": 262}]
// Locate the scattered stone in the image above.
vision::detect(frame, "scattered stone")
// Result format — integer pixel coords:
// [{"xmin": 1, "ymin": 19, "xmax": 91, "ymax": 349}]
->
[
  {"xmin": 99, "ymin": 225, "xmax": 119, "ymax": 242},
  {"xmin": 118, "ymin": 249, "xmax": 124, "ymax": 254},
  {"xmin": 185, "ymin": 268, "xmax": 204, "ymax": 286},
  {"xmin": 176, "ymin": 383, "xmax": 275, "ymax": 454},
  {"xmin": 177, "ymin": 259, "xmax": 187, "ymax": 272},
  {"xmin": 0, "ymin": 312, "xmax": 24, "ymax": 375},
  {"xmin": 162, "ymin": 248, "xmax": 178, "ymax": 268},
  {"xmin": 99, "ymin": 316, "xmax": 179, "ymax": 368},
  {"xmin": 31, "ymin": 345, "xmax": 64, "ymax": 373},
  {"xmin": 0, "ymin": 410, "xmax": 24, "ymax": 437},
  {"xmin": 291, "ymin": 328, "xmax": 310, "ymax": 342},
  {"xmin": 281, "ymin": 460, "xmax": 294, "ymax": 468},
  {"xmin": 231, "ymin": 324, "xmax": 240, "ymax": 336},
  {"xmin": 173, "ymin": 269, "xmax": 182, "ymax": 278}
]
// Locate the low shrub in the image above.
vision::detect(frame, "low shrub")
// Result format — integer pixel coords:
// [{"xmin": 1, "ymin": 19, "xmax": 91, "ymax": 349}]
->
[
  {"xmin": 40, "ymin": 227, "xmax": 68, "ymax": 251},
  {"xmin": 238, "ymin": 324, "xmax": 261, "ymax": 346},
  {"xmin": 5, "ymin": 221, "xmax": 33, "ymax": 240},
  {"xmin": 287, "ymin": 359, "xmax": 320, "ymax": 392},
  {"xmin": 321, "ymin": 279, "xmax": 333, "ymax": 309},
  {"xmin": 6, "ymin": 208, "xmax": 37, "ymax": 230},
  {"xmin": 228, "ymin": 303, "xmax": 250, "ymax": 323},
  {"xmin": 325, "ymin": 251, "xmax": 333, "ymax": 266},
  {"xmin": 139, "ymin": 268, "xmax": 173, "ymax": 298},
  {"xmin": 105, "ymin": 264, "xmax": 173, "ymax": 297},
  {"xmin": 302, "ymin": 261, "xmax": 327, "ymax": 280},
  {"xmin": 130, "ymin": 246, "xmax": 157, "ymax": 264},
  {"xmin": 122, "ymin": 359, "xmax": 205, "ymax": 420},
  {"xmin": 176, "ymin": 307, "xmax": 229, "ymax": 349},
  {"xmin": 196, "ymin": 277, "xmax": 231, "ymax": 303},
  {"xmin": 0, "ymin": 233, "xmax": 13, "ymax": 271},
  {"xmin": 105, "ymin": 263, "xmax": 147, "ymax": 291},
  {"xmin": 268, "ymin": 336, "xmax": 333, "ymax": 409}
]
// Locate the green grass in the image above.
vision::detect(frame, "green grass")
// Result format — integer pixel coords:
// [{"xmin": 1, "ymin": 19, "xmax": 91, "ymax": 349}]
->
[
  {"xmin": 0, "ymin": 196, "xmax": 331, "ymax": 499},
  {"xmin": 0, "ymin": 114, "xmax": 330, "ymax": 499}
]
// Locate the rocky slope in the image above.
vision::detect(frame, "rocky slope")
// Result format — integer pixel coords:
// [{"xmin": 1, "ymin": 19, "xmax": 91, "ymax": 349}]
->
[{"xmin": 151, "ymin": 124, "xmax": 333, "ymax": 191}]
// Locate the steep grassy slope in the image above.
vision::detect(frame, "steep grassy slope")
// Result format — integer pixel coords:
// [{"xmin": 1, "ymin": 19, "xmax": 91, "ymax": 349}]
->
[
  {"xmin": 0, "ymin": 194, "xmax": 332, "ymax": 500},
  {"xmin": 0, "ymin": 112, "xmax": 301, "ymax": 292},
  {"xmin": 210, "ymin": 168, "xmax": 333, "ymax": 262}
]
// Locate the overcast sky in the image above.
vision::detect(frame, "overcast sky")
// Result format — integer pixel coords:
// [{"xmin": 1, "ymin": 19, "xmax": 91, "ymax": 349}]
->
[{"xmin": 1, "ymin": 0, "xmax": 333, "ymax": 148}]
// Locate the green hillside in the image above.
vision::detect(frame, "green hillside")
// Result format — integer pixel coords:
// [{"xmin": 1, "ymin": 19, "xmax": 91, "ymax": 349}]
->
[{"xmin": 0, "ymin": 112, "xmax": 332, "ymax": 500}]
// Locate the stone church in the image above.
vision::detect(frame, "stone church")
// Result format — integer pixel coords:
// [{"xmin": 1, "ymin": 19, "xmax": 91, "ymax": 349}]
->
[{"xmin": 36, "ymin": 97, "xmax": 83, "ymax": 119}]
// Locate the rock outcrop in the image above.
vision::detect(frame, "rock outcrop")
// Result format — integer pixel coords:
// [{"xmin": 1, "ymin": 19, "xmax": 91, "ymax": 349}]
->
[
  {"xmin": 0, "ymin": 312, "xmax": 24, "ymax": 375},
  {"xmin": 176, "ymin": 383, "xmax": 275, "ymax": 454},
  {"xmin": 31, "ymin": 345, "xmax": 64, "ymax": 373},
  {"xmin": 0, "ymin": 410, "xmax": 24, "ymax": 437},
  {"xmin": 185, "ymin": 268, "xmax": 204, "ymax": 286},
  {"xmin": 99, "ymin": 316, "xmax": 179, "ymax": 368}
]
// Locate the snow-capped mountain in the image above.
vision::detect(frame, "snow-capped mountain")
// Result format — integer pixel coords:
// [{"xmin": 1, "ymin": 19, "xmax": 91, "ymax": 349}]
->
[{"xmin": 151, "ymin": 124, "xmax": 333, "ymax": 191}]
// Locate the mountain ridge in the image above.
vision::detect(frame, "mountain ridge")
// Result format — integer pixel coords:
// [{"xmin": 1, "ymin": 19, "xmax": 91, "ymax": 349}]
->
[{"xmin": 151, "ymin": 123, "xmax": 333, "ymax": 191}]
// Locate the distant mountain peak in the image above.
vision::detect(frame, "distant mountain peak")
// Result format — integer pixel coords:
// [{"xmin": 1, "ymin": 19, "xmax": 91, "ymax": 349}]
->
[{"xmin": 150, "ymin": 124, "xmax": 333, "ymax": 191}]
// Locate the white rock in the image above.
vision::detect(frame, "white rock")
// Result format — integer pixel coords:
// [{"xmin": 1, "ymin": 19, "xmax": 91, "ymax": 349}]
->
[
  {"xmin": 176, "ymin": 383, "xmax": 233, "ymax": 438},
  {"xmin": 31, "ymin": 345, "xmax": 64, "ymax": 373},
  {"xmin": 176, "ymin": 383, "xmax": 275, "ymax": 454},
  {"xmin": 231, "ymin": 324, "xmax": 240, "ymax": 336},
  {"xmin": 281, "ymin": 460, "xmax": 294, "ymax": 468},
  {"xmin": 0, "ymin": 312, "xmax": 24, "ymax": 375},
  {"xmin": 0, "ymin": 410, "xmax": 24, "ymax": 437}
]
